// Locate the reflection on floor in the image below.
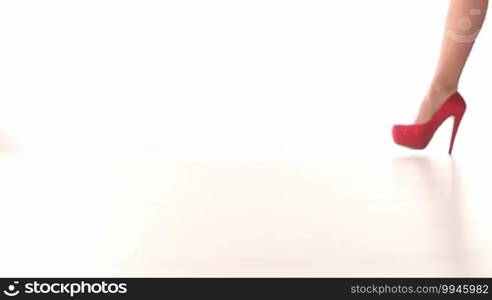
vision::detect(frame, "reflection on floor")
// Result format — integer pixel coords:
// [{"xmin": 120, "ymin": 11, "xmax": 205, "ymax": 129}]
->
[{"xmin": 0, "ymin": 152, "xmax": 490, "ymax": 277}]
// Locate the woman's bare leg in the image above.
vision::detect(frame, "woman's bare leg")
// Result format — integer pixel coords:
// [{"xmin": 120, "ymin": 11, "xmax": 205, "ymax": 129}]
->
[{"xmin": 415, "ymin": 0, "xmax": 488, "ymax": 124}]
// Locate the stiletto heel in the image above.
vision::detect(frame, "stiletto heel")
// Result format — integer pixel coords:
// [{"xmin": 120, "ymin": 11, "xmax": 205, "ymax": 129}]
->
[
  {"xmin": 448, "ymin": 111, "xmax": 464, "ymax": 155},
  {"xmin": 392, "ymin": 92, "xmax": 466, "ymax": 154}
]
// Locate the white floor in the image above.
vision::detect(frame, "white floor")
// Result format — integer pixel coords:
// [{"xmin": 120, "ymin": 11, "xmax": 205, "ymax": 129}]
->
[
  {"xmin": 1, "ymin": 146, "xmax": 491, "ymax": 277},
  {"xmin": 2, "ymin": 0, "xmax": 492, "ymax": 278}
]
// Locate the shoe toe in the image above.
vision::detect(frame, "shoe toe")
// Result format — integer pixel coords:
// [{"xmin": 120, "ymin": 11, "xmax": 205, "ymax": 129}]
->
[{"xmin": 392, "ymin": 125, "xmax": 409, "ymax": 145}]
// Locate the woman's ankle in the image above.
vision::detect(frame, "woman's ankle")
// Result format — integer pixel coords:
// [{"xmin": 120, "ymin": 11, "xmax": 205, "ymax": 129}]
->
[
  {"xmin": 424, "ymin": 84, "xmax": 457, "ymax": 108},
  {"xmin": 427, "ymin": 83, "xmax": 457, "ymax": 100},
  {"xmin": 414, "ymin": 83, "xmax": 457, "ymax": 124}
]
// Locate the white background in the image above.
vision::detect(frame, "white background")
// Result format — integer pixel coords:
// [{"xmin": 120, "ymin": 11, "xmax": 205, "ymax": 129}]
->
[
  {"xmin": 1, "ymin": 1, "xmax": 492, "ymax": 277},
  {"xmin": 1, "ymin": 0, "xmax": 490, "ymax": 155}
]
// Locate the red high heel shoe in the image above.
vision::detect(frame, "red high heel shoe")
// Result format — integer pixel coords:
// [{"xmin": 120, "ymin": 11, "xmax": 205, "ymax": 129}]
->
[{"xmin": 392, "ymin": 92, "xmax": 466, "ymax": 155}]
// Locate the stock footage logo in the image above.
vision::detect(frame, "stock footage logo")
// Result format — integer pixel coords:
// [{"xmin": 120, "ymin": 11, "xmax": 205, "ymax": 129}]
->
[
  {"xmin": 3, "ymin": 281, "xmax": 20, "ymax": 297},
  {"xmin": 1, "ymin": 280, "xmax": 128, "ymax": 298},
  {"xmin": 447, "ymin": 8, "xmax": 483, "ymax": 43}
]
